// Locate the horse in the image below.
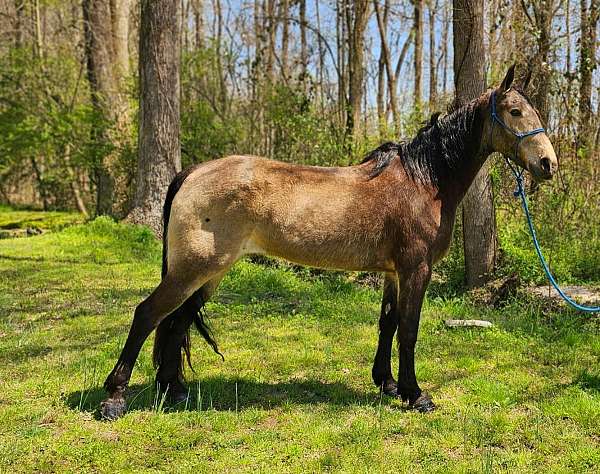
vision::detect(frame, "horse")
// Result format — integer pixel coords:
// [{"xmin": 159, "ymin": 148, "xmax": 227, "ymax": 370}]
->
[{"xmin": 100, "ymin": 65, "xmax": 558, "ymax": 419}]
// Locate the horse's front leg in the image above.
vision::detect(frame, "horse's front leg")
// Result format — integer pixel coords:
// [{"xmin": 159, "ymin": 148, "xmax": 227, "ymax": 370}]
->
[
  {"xmin": 372, "ymin": 272, "xmax": 399, "ymax": 396},
  {"xmin": 396, "ymin": 261, "xmax": 435, "ymax": 412}
]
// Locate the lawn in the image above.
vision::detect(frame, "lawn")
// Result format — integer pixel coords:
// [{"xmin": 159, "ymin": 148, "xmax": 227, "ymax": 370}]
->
[{"xmin": 0, "ymin": 211, "xmax": 599, "ymax": 472}]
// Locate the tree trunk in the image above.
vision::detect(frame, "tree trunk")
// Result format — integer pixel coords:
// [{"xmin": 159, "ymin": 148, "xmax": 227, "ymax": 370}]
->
[
  {"xmin": 453, "ymin": 0, "xmax": 497, "ymax": 288},
  {"xmin": 280, "ymin": 0, "xmax": 289, "ymax": 80},
  {"xmin": 529, "ymin": 0, "xmax": 553, "ymax": 123},
  {"xmin": 441, "ymin": 2, "xmax": 450, "ymax": 93},
  {"xmin": 191, "ymin": 0, "xmax": 204, "ymax": 49},
  {"xmin": 110, "ymin": 0, "xmax": 130, "ymax": 79},
  {"xmin": 373, "ymin": 0, "xmax": 398, "ymax": 131},
  {"xmin": 299, "ymin": 0, "xmax": 308, "ymax": 84},
  {"xmin": 413, "ymin": 0, "xmax": 423, "ymax": 107},
  {"xmin": 82, "ymin": 0, "xmax": 117, "ymax": 216},
  {"xmin": 346, "ymin": 0, "xmax": 370, "ymax": 137},
  {"xmin": 127, "ymin": 0, "xmax": 182, "ymax": 236},
  {"xmin": 579, "ymin": 0, "xmax": 598, "ymax": 153},
  {"xmin": 428, "ymin": 0, "xmax": 437, "ymax": 106}
]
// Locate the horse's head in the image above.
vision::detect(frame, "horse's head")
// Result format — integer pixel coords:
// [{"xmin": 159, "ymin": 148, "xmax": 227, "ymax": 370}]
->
[{"xmin": 489, "ymin": 64, "xmax": 558, "ymax": 181}]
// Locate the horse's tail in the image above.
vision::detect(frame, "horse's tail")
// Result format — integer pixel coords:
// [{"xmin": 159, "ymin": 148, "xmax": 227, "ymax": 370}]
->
[{"xmin": 153, "ymin": 166, "xmax": 223, "ymax": 374}]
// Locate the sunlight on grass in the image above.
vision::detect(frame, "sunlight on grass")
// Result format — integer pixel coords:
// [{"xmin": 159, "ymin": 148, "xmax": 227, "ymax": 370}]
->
[{"xmin": 0, "ymin": 213, "xmax": 598, "ymax": 472}]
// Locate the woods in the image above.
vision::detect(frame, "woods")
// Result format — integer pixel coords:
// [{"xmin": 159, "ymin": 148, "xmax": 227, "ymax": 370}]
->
[{"xmin": 0, "ymin": 0, "xmax": 599, "ymax": 286}]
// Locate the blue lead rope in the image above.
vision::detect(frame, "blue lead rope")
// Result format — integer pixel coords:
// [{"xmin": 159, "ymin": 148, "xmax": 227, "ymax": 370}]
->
[
  {"xmin": 505, "ymin": 159, "xmax": 600, "ymax": 313},
  {"xmin": 490, "ymin": 91, "xmax": 599, "ymax": 313}
]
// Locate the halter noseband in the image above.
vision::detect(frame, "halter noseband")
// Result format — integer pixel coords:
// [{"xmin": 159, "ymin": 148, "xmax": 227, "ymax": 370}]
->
[
  {"xmin": 489, "ymin": 90, "xmax": 545, "ymax": 161},
  {"xmin": 489, "ymin": 90, "xmax": 546, "ymax": 190}
]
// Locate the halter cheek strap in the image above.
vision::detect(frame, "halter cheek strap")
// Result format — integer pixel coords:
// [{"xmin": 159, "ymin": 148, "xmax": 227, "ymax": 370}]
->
[{"xmin": 489, "ymin": 90, "xmax": 546, "ymax": 192}]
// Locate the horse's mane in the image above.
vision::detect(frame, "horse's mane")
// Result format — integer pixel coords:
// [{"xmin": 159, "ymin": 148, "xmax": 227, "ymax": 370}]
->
[{"xmin": 361, "ymin": 97, "xmax": 483, "ymax": 185}]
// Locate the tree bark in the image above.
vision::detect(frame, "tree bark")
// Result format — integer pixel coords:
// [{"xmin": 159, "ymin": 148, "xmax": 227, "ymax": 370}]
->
[
  {"xmin": 299, "ymin": 0, "xmax": 308, "ymax": 84},
  {"xmin": 413, "ymin": 0, "xmax": 424, "ymax": 107},
  {"xmin": 373, "ymin": 0, "xmax": 399, "ymax": 131},
  {"xmin": 579, "ymin": 0, "xmax": 598, "ymax": 152},
  {"xmin": 110, "ymin": 0, "xmax": 130, "ymax": 79},
  {"xmin": 453, "ymin": 0, "xmax": 497, "ymax": 288},
  {"xmin": 346, "ymin": 0, "xmax": 370, "ymax": 137},
  {"xmin": 127, "ymin": 0, "xmax": 182, "ymax": 236},
  {"xmin": 82, "ymin": 0, "xmax": 117, "ymax": 216},
  {"xmin": 280, "ymin": 0, "xmax": 289, "ymax": 80},
  {"xmin": 191, "ymin": 0, "xmax": 204, "ymax": 49},
  {"xmin": 428, "ymin": 0, "xmax": 437, "ymax": 106}
]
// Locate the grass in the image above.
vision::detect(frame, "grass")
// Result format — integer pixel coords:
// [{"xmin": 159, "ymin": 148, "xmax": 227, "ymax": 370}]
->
[
  {"xmin": 0, "ymin": 204, "xmax": 84, "ymax": 231},
  {"xmin": 0, "ymin": 212, "xmax": 599, "ymax": 472}
]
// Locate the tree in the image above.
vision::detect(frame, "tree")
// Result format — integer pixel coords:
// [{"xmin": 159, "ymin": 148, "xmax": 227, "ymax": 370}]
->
[
  {"xmin": 346, "ymin": 0, "xmax": 370, "ymax": 137},
  {"xmin": 127, "ymin": 0, "xmax": 182, "ymax": 236},
  {"xmin": 579, "ymin": 0, "xmax": 599, "ymax": 153},
  {"xmin": 413, "ymin": 0, "xmax": 424, "ymax": 107},
  {"xmin": 453, "ymin": 0, "xmax": 497, "ymax": 288},
  {"xmin": 82, "ymin": 0, "xmax": 118, "ymax": 215},
  {"xmin": 373, "ymin": 0, "xmax": 399, "ymax": 131},
  {"xmin": 428, "ymin": 0, "xmax": 437, "ymax": 106},
  {"xmin": 83, "ymin": 0, "xmax": 131, "ymax": 217}
]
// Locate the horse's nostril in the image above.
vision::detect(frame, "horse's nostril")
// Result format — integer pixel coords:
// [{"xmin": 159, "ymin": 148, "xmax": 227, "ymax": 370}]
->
[{"xmin": 540, "ymin": 157, "xmax": 552, "ymax": 174}]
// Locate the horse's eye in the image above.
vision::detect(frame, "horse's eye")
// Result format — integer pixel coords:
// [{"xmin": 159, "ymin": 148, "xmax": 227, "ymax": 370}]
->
[{"xmin": 510, "ymin": 109, "xmax": 522, "ymax": 117}]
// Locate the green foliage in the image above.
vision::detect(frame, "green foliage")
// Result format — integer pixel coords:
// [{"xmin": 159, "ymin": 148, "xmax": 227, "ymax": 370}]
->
[{"xmin": 0, "ymin": 46, "xmax": 101, "ymax": 209}]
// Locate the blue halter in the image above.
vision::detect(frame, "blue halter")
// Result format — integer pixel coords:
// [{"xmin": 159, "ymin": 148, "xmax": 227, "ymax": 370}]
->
[
  {"xmin": 489, "ymin": 90, "xmax": 546, "ymax": 163},
  {"xmin": 490, "ymin": 90, "xmax": 600, "ymax": 313}
]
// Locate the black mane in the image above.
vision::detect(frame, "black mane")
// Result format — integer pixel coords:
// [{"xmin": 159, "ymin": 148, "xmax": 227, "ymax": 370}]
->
[{"xmin": 361, "ymin": 98, "xmax": 482, "ymax": 185}]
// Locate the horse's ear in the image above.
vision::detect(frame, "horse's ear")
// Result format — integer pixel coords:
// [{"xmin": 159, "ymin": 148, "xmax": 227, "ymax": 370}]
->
[
  {"xmin": 499, "ymin": 64, "xmax": 516, "ymax": 93},
  {"xmin": 522, "ymin": 69, "xmax": 533, "ymax": 91}
]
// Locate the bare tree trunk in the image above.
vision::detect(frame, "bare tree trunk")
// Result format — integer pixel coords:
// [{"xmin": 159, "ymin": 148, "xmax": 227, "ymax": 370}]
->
[
  {"xmin": 453, "ymin": 0, "xmax": 497, "ymax": 288},
  {"xmin": 441, "ymin": 2, "xmax": 450, "ymax": 93},
  {"xmin": 377, "ymin": 48, "xmax": 385, "ymax": 127},
  {"xmin": 315, "ymin": 0, "xmax": 325, "ymax": 107},
  {"xmin": 413, "ymin": 0, "xmax": 423, "ymax": 107},
  {"xmin": 110, "ymin": 0, "xmax": 130, "ymax": 78},
  {"xmin": 428, "ymin": 0, "xmax": 437, "ymax": 106},
  {"xmin": 265, "ymin": 0, "xmax": 276, "ymax": 85},
  {"xmin": 280, "ymin": 0, "xmax": 289, "ymax": 80},
  {"xmin": 127, "ymin": 0, "xmax": 182, "ymax": 236},
  {"xmin": 528, "ymin": 0, "xmax": 553, "ymax": 123},
  {"xmin": 336, "ymin": 0, "xmax": 347, "ymax": 129},
  {"xmin": 299, "ymin": 0, "xmax": 308, "ymax": 83},
  {"xmin": 374, "ymin": 0, "xmax": 398, "ymax": 131},
  {"xmin": 191, "ymin": 0, "xmax": 204, "ymax": 49},
  {"xmin": 14, "ymin": 0, "xmax": 24, "ymax": 47},
  {"xmin": 346, "ymin": 0, "xmax": 370, "ymax": 137},
  {"xmin": 82, "ymin": 0, "xmax": 117, "ymax": 215},
  {"xmin": 579, "ymin": 0, "xmax": 598, "ymax": 152}
]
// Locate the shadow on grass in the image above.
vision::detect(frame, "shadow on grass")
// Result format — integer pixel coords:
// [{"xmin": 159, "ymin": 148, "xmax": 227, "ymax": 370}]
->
[
  {"xmin": 573, "ymin": 371, "xmax": 600, "ymax": 393},
  {"xmin": 66, "ymin": 376, "xmax": 375, "ymax": 417}
]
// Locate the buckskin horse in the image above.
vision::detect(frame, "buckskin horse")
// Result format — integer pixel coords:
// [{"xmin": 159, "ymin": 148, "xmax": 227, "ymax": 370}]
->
[{"xmin": 101, "ymin": 65, "xmax": 558, "ymax": 419}]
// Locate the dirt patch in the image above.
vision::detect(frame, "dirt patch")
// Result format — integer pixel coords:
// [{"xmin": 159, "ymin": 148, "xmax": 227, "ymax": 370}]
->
[{"xmin": 528, "ymin": 285, "xmax": 600, "ymax": 305}]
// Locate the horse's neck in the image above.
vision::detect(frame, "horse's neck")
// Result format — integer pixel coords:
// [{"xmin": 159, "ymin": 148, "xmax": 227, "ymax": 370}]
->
[{"xmin": 438, "ymin": 103, "xmax": 490, "ymax": 207}]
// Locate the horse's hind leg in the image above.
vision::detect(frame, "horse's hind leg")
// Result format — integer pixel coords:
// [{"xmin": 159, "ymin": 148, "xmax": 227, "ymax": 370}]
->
[
  {"xmin": 101, "ymin": 273, "xmax": 206, "ymax": 420},
  {"xmin": 153, "ymin": 276, "xmax": 223, "ymax": 403},
  {"xmin": 372, "ymin": 273, "xmax": 399, "ymax": 396}
]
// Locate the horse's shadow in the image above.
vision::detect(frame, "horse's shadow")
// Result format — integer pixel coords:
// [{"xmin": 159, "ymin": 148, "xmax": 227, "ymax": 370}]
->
[{"xmin": 66, "ymin": 376, "xmax": 378, "ymax": 418}]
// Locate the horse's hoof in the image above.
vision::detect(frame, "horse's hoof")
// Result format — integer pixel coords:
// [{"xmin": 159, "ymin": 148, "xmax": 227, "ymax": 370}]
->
[
  {"xmin": 169, "ymin": 390, "xmax": 189, "ymax": 405},
  {"xmin": 381, "ymin": 380, "xmax": 398, "ymax": 397},
  {"xmin": 157, "ymin": 381, "xmax": 189, "ymax": 405},
  {"xmin": 100, "ymin": 397, "xmax": 126, "ymax": 420},
  {"xmin": 410, "ymin": 393, "xmax": 435, "ymax": 413}
]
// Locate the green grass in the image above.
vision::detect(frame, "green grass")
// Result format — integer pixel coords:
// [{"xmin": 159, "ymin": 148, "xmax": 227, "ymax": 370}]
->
[
  {"xmin": 0, "ymin": 214, "xmax": 599, "ymax": 472},
  {"xmin": 0, "ymin": 204, "xmax": 84, "ymax": 231}
]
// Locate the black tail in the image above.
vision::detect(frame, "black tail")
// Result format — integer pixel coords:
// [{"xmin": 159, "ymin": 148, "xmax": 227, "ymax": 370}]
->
[{"xmin": 153, "ymin": 165, "xmax": 223, "ymax": 374}]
